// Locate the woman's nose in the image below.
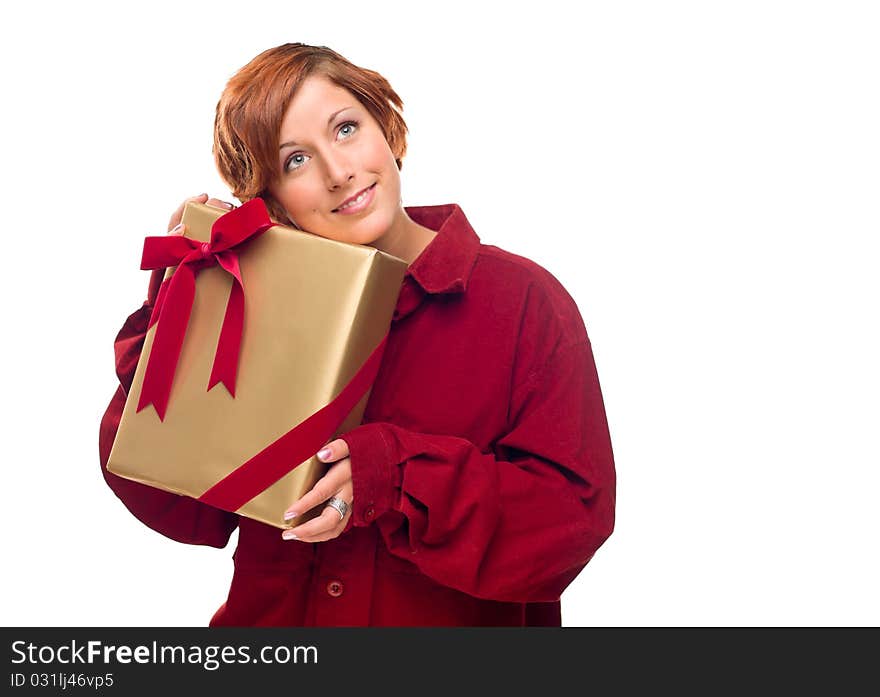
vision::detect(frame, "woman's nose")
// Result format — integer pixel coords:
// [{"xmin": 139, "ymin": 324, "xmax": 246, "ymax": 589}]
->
[{"xmin": 324, "ymin": 152, "xmax": 355, "ymax": 189}]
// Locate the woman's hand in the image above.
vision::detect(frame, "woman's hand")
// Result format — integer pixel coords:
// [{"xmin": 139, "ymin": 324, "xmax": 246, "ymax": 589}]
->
[
  {"xmin": 167, "ymin": 193, "xmax": 236, "ymax": 236},
  {"xmin": 282, "ymin": 439, "xmax": 353, "ymax": 542}
]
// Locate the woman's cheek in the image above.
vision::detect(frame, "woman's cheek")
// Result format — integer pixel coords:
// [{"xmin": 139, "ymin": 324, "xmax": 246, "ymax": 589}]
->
[{"xmin": 287, "ymin": 182, "xmax": 319, "ymax": 221}]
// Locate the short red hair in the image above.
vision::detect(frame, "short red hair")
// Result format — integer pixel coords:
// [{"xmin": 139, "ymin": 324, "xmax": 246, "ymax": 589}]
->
[{"xmin": 213, "ymin": 43, "xmax": 408, "ymax": 223}]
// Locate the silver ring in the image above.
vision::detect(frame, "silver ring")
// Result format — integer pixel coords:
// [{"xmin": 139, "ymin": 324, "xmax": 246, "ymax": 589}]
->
[{"xmin": 325, "ymin": 496, "xmax": 350, "ymax": 521}]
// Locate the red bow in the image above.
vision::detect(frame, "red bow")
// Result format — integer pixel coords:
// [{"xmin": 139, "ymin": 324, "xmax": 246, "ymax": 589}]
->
[{"xmin": 137, "ymin": 199, "xmax": 274, "ymax": 421}]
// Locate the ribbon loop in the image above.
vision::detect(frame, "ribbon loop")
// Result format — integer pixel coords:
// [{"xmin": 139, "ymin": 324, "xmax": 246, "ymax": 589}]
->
[{"xmin": 136, "ymin": 199, "xmax": 274, "ymax": 421}]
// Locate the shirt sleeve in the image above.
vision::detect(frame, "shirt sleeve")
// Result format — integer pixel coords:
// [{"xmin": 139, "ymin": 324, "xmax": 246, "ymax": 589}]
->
[
  {"xmin": 98, "ymin": 269, "xmax": 239, "ymax": 548},
  {"xmin": 341, "ymin": 336, "xmax": 616, "ymax": 604}
]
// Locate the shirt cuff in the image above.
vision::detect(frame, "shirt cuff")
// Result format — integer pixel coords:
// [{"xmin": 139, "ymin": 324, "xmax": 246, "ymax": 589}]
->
[{"xmin": 341, "ymin": 422, "xmax": 402, "ymax": 527}]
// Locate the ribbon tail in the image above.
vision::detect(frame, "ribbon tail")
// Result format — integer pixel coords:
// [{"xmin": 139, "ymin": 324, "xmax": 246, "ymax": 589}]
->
[
  {"xmin": 197, "ymin": 335, "xmax": 388, "ymax": 512},
  {"xmin": 137, "ymin": 267, "xmax": 196, "ymax": 421},
  {"xmin": 147, "ymin": 277, "xmax": 172, "ymax": 329},
  {"xmin": 208, "ymin": 253, "xmax": 244, "ymax": 396}
]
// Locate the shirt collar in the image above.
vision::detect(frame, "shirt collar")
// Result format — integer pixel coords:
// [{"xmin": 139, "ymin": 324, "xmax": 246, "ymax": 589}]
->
[{"xmin": 403, "ymin": 203, "xmax": 480, "ymax": 294}]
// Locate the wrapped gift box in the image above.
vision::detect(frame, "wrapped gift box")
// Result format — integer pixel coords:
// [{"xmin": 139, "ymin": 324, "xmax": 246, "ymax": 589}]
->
[{"xmin": 107, "ymin": 200, "xmax": 407, "ymax": 530}]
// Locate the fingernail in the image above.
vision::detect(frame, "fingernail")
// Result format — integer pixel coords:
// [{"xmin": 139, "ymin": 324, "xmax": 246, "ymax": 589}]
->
[
  {"xmin": 221, "ymin": 201, "xmax": 234, "ymax": 209},
  {"xmin": 170, "ymin": 223, "xmax": 183, "ymax": 234},
  {"xmin": 282, "ymin": 530, "xmax": 298, "ymax": 540},
  {"xmin": 283, "ymin": 511, "xmax": 297, "ymax": 521},
  {"xmin": 317, "ymin": 448, "xmax": 332, "ymax": 461}
]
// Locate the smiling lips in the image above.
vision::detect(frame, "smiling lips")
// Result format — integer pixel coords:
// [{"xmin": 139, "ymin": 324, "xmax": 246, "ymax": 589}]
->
[{"xmin": 333, "ymin": 183, "xmax": 376, "ymax": 214}]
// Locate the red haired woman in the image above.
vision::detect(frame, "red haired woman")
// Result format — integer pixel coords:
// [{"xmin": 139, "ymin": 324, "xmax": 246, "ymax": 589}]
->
[{"xmin": 100, "ymin": 43, "xmax": 616, "ymax": 626}]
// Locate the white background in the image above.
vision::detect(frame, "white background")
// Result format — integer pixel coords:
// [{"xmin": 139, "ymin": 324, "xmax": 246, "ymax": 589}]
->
[{"xmin": 1, "ymin": 0, "xmax": 877, "ymax": 627}]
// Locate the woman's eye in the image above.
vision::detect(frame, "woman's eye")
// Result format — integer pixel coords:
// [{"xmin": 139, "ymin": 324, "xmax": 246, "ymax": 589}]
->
[
  {"xmin": 285, "ymin": 153, "xmax": 310, "ymax": 172},
  {"xmin": 338, "ymin": 121, "xmax": 359, "ymax": 139}
]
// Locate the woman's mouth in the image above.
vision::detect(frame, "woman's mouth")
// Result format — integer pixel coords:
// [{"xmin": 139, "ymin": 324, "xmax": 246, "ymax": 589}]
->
[{"xmin": 333, "ymin": 183, "xmax": 376, "ymax": 215}]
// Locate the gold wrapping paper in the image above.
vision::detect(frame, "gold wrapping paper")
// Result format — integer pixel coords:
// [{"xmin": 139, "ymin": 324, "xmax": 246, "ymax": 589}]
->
[{"xmin": 107, "ymin": 202, "xmax": 407, "ymax": 530}]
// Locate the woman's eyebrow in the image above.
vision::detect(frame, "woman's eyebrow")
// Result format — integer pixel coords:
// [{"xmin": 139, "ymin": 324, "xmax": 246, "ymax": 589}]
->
[{"xmin": 279, "ymin": 107, "xmax": 353, "ymax": 150}]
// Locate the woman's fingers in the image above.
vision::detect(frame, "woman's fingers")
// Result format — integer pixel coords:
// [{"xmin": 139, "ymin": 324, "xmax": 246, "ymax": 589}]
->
[
  {"xmin": 283, "ymin": 457, "xmax": 352, "ymax": 522},
  {"xmin": 205, "ymin": 197, "xmax": 235, "ymax": 211},
  {"xmin": 283, "ymin": 482, "xmax": 353, "ymax": 542},
  {"xmin": 316, "ymin": 438, "xmax": 350, "ymax": 463},
  {"xmin": 282, "ymin": 454, "xmax": 353, "ymax": 542},
  {"xmin": 168, "ymin": 193, "xmax": 208, "ymax": 232},
  {"xmin": 166, "ymin": 194, "xmax": 234, "ymax": 234},
  {"xmin": 282, "ymin": 504, "xmax": 348, "ymax": 542}
]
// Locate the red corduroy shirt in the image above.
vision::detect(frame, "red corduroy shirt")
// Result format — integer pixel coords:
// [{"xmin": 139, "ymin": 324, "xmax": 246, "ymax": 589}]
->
[{"xmin": 99, "ymin": 203, "xmax": 616, "ymax": 626}]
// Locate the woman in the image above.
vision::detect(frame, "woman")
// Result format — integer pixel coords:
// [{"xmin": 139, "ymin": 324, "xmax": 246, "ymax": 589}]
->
[{"xmin": 99, "ymin": 43, "xmax": 616, "ymax": 626}]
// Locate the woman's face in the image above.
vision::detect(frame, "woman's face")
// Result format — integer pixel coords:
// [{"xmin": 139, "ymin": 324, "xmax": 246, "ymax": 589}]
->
[{"xmin": 268, "ymin": 75, "xmax": 401, "ymax": 246}]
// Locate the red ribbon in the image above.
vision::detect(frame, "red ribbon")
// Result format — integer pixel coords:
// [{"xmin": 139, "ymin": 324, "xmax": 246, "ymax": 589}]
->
[
  {"xmin": 197, "ymin": 335, "xmax": 388, "ymax": 513},
  {"xmin": 137, "ymin": 199, "xmax": 274, "ymax": 421}
]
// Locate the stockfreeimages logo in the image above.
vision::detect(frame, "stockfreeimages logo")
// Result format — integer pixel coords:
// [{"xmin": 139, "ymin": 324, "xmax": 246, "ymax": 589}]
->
[{"xmin": 11, "ymin": 640, "xmax": 317, "ymax": 671}]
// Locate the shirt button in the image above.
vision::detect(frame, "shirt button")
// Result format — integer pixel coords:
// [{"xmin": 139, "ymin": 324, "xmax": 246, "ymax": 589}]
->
[
  {"xmin": 326, "ymin": 580, "xmax": 344, "ymax": 598},
  {"xmin": 364, "ymin": 506, "xmax": 375, "ymax": 521}
]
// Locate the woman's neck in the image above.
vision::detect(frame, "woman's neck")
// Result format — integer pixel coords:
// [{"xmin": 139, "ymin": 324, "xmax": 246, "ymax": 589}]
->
[{"xmin": 371, "ymin": 207, "xmax": 437, "ymax": 266}]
